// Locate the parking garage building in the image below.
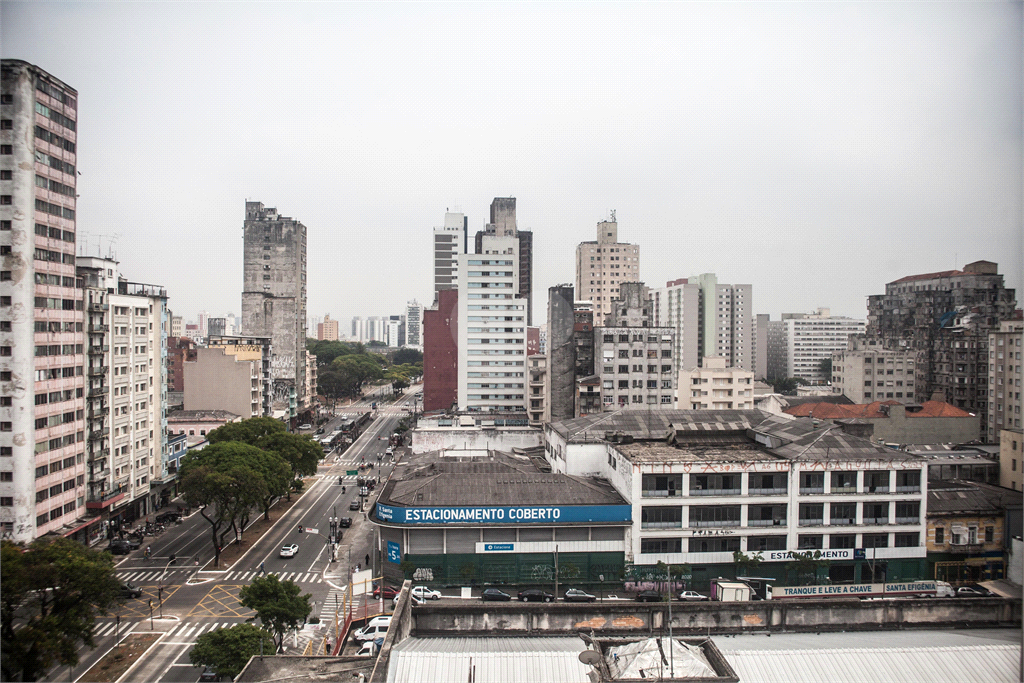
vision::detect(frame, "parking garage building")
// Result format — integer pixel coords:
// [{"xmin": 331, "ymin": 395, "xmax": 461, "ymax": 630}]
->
[{"xmin": 370, "ymin": 450, "xmax": 631, "ymax": 588}]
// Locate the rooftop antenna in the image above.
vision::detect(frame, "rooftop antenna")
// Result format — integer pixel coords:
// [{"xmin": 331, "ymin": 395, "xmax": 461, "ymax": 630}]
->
[{"xmin": 610, "ymin": 209, "xmax": 616, "ymax": 222}]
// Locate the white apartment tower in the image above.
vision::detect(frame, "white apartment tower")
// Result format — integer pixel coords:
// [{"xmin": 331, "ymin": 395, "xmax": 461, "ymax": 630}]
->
[
  {"xmin": 457, "ymin": 234, "xmax": 527, "ymax": 413},
  {"xmin": 774, "ymin": 309, "xmax": 866, "ymax": 384},
  {"xmin": 433, "ymin": 211, "xmax": 468, "ymax": 294},
  {"xmin": 575, "ymin": 214, "xmax": 640, "ymax": 326},
  {"xmin": 679, "ymin": 356, "xmax": 755, "ymax": 410},
  {"xmin": 1, "ymin": 61, "xmax": 89, "ymax": 542},
  {"xmin": 406, "ymin": 300, "xmax": 423, "ymax": 348}
]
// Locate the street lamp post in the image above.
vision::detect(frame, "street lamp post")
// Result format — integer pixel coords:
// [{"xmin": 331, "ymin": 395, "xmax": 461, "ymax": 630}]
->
[{"xmin": 156, "ymin": 555, "xmax": 176, "ymax": 619}]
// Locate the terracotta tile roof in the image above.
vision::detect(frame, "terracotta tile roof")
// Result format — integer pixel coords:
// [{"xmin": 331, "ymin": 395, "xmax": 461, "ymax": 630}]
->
[
  {"xmin": 889, "ymin": 270, "xmax": 963, "ymax": 284},
  {"xmin": 784, "ymin": 400, "xmax": 972, "ymax": 419}
]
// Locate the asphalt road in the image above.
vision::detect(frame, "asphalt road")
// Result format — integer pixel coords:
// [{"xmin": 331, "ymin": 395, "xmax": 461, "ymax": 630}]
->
[{"xmin": 48, "ymin": 385, "xmax": 420, "ymax": 683}]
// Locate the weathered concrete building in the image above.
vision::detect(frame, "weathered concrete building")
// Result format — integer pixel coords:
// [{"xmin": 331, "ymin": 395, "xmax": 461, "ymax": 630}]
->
[
  {"xmin": 866, "ymin": 261, "xmax": 1017, "ymax": 440},
  {"xmin": 575, "ymin": 214, "xmax": 641, "ymax": 327},
  {"xmin": 832, "ymin": 334, "xmax": 920, "ymax": 404},
  {"xmin": 184, "ymin": 343, "xmax": 269, "ymax": 419},
  {"xmin": 595, "ymin": 283, "xmax": 676, "ymax": 411},
  {"xmin": 546, "ymin": 284, "xmax": 576, "ymax": 422},
  {"xmin": 0, "ymin": 60, "xmax": 90, "ymax": 542},
  {"xmin": 527, "ymin": 354, "xmax": 546, "ymax": 425},
  {"xmin": 240, "ymin": 201, "xmax": 307, "ymax": 418},
  {"xmin": 422, "ymin": 289, "xmax": 458, "ymax": 413}
]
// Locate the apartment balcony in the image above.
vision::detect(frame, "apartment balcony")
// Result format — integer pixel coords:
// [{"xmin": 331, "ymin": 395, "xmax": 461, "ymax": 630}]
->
[
  {"xmin": 945, "ymin": 543, "xmax": 986, "ymax": 555},
  {"xmin": 798, "ymin": 518, "xmax": 824, "ymax": 527},
  {"xmin": 895, "ymin": 486, "xmax": 921, "ymax": 494},
  {"xmin": 89, "ymin": 324, "xmax": 109, "ymax": 333},
  {"xmin": 748, "ymin": 487, "xmax": 788, "ymax": 496},
  {"xmin": 87, "ymin": 302, "xmax": 109, "ymax": 312},
  {"xmin": 88, "ymin": 366, "xmax": 108, "ymax": 377},
  {"xmin": 88, "ymin": 345, "xmax": 110, "ymax": 355},
  {"xmin": 799, "ymin": 487, "xmax": 825, "ymax": 495},
  {"xmin": 88, "ymin": 405, "xmax": 109, "ymax": 418},
  {"xmin": 641, "ymin": 489, "xmax": 680, "ymax": 498},
  {"xmin": 862, "ymin": 517, "xmax": 889, "ymax": 525},
  {"xmin": 86, "ymin": 489, "xmax": 125, "ymax": 509},
  {"xmin": 689, "ymin": 488, "xmax": 742, "ymax": 497},
  {"xmin": 88, "ymin": 429, "xmax": 106, "ymax": 442},
  {"xmin": 88, "ymin": 386, "xmax": 109, "ymax": 398},
  {"xmin": 689, "ymin": 520, "xmax": 741, "ymax": 528},
  {"xmin": 748, "ymin": 519, "xmax": 787, "ymax": 527},
  {"xmin": 895, "ymin": 516, "xmax": 920, "ymax": 525}
]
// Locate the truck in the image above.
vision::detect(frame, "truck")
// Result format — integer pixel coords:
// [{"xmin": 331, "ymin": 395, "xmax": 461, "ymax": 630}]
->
[
  {"xmin": 710, "ymin": 580, "xmax": 752, "ymax": 602},
  {"xmin": 770, "ymin": 580, "xmax": 948, "ymax": 600}
]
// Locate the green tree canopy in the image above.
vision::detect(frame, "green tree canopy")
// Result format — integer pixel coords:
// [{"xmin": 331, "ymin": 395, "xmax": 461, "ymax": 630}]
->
[
  {"xmin": 189, "ymin": 623, "xmax": 275, "ymax": 680},
  {"xmin": 1, "ymin": 538, "xmax": 122, "ymax": 682},
  {"xmin": 819, "ymin": 357, "xmax": 833, "ymax": 378},
  {"xmin": 238, "ymin": 575, "xmax": 312, "ymax": 651},
  {"xmin": 257, "ymin": 432, "xmax": 322, "ymax": 480},
  {"xmin": 333, "ymin": 354, "xmax": 385, "ymax": 393},
  {"xmin": 390, "ymin": 347, "xmax": 423, "ymax": 365},
  {"xmin": 179, "ymin": 441, "xmax": 270, "ymax": 566},
  {"xmin": 207, "ymin": 417, "xmax": 286, "ymax": 445},
  {"xmin": 306, "ymin": 340, "xmax": 363, "ymax": 366}
]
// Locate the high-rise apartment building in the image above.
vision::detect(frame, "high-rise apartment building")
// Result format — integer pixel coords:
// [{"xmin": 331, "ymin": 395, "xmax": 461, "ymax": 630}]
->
[
  {"xmin": 651, "ymin": 275, "xmax": 751, "ymax": 372},
  {"xmin": 988, "ymin": 319, "xmax": 1022, "ymax": 443},
  {"xmin": 575, "ymin": 214, "xmax": 640, "ymax": 326},
  {"xmin": 317, "ymin": 314, "xmax": 339, "ymax": 341},
  {"xmin": 831, "ymin": 334, "xmax": 919, "ymax": 405},
  {"xmin": 595, "ymin": 283, "xmax": 676, "ymax": 411},
  {"xmin": 474, "ymin": 198, "xmax": 534, "ymax": 325},
  {"xmin": 386, "ymin": 316, "xmax": 404, "ymax": 348},
  {"xmin": 1, "ymin": 61, "xmax": 89, "ymax": 542},
  {"xmin": 78, "ymin": 257, "xmax": 169, "ymax": 527},
  {"xmin": 423, "ymin": 289, "xmax": 458, "ymax": 412},
  {"xmin": 767, "ymin": 309, "xmax": 866, "ymax": 384},
  {"xmin": 457, "ymin": 231, "xmax": 527, "ymax": 413},
  {"xmin": 351, "ymin": 316, "xmax": 364, "ymax": 343},
  {"xmin": 433, "ymin": 211, "xmax": 467, "ymax": 295},
  {"xmin": 405, "ymin": 300, "xmax": 423, "ymax": 348},
  {"xmin": 170, "ymin": 315, "xmax": 183, "ymax": 338},
  {"xmin": 866, "ymin": 261, "xmax": 1017, "ymax": 439},
  {"xmin": 241, "ymin": 201, "xmax": 307, "ymax": 416}
]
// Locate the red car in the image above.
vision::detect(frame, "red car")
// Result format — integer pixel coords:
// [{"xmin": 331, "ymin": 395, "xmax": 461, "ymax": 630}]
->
[{"xmin": 372, "ymin": 584, "xmax": 399, "ymax": 599}]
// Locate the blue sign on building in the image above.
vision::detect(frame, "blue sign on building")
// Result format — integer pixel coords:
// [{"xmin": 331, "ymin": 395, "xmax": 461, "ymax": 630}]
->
[
  {"xmin": 376, "ymin": 503, "xmax": 632, "ymax": 525},
  {"xmin": 387, "ymin": 541, "xmax": 401, "ymax": 564},
  {"xmin": 484, "ymin": 543, "xmax": 515, "ymax": 552}
]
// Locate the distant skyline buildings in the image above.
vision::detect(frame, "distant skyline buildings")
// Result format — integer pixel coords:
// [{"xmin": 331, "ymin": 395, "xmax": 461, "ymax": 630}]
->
[
  {"xmin": 433, "ymin": 211, "xmax": 468, "ymax": 296},
  {"xmin": 575, "ymin": 214, "xmax": 640, "ymax": 327}
]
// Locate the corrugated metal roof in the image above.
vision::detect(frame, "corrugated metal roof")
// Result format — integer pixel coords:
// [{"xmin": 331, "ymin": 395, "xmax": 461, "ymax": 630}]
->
[
  {"xmin": 722, "ymin": 645, "xmax": 1019, "ymax": 683},
  {"xmin": 387, "ymin": 637, "xmax": 591, "ymax": 683}
]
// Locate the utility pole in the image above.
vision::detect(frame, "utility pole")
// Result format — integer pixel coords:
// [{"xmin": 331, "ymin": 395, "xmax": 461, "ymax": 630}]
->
[{"xmin": 554, "ymin": 545, "xmax": 559, "ymax": 600}]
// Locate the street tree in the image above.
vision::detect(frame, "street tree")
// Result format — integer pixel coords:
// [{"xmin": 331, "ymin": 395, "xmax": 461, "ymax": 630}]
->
[
  {"xmin": 786, "ymin": 550, "xmax": 831, "ymax": 585},
  {"xmin": 245, "ymin": 448, "xmax": 293, "ymax": 520},
  {"xmin": 1, "ymin": 538, "xmax": 122, "ymax": 682},
  {"xmin": 818, "ymin": 357, "xmax": 833, "ymax": 378},
  {"xmin": 238, "ymin": 575, "xmax": 312, "ymax": 652},
  {"xmin": 317, "ymin": 368, "xmax": 353, "ymax": 407},
  {"xmin": 732, "ymin": 550, "xmax": 764, "ymax": 576},
  {"xmin": 332, "ymin": 354, "xmax": 385, "ymax": 394},
  {"xmin": 179, "ymin": 442, "xmax": 269, "ymax": 566},
  {"xmin": 189, "ymin": 623, "xmax": 275, "ymax": 680},
  {"xmin": 207, "ymin": 416, "xmax": 286, "ymax": 445},
  {"xmin": 390, "ymin": 347, "xmax": 423, "ymax": 365},
  {"xmin": 256, "ymin": 432, "xmax": 322, "ymax": 499}
]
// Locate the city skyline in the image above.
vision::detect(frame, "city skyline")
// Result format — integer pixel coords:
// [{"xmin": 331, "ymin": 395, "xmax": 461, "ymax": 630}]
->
[{"xmin": 2, "ymin": 1, "xmax": 1020, "ymax": 329}]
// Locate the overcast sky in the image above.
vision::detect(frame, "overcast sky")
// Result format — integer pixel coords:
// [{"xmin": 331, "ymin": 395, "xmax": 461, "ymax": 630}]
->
[{"xmin": 4, "ymin": 1, "xmax": 1021, "ymax": 330}]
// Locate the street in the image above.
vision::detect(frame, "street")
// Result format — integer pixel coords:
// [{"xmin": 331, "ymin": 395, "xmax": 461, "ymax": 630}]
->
[{"xmin": 49, "ymin": 386, "xmax": 419, "ymax": 683}]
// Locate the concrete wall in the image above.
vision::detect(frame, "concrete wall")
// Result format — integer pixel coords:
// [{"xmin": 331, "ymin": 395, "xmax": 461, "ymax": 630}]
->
[
  {"xmin": 547, "ymin": 285, "xmax": 576, "ymax": 421},
  {"xmin": 870, "ymin": 405, "xmax": 980, "ymax": 445},
  {"xmin": 410, "ymin": 597, "xmax": 1020, "ymax": 636},
  {"xmin": 411, "ymin": 427, "xmax": 542, "ymax": 454},
  {"xmin": 184, "ymin": 347, "xmax": 256, "ymax": 418}
]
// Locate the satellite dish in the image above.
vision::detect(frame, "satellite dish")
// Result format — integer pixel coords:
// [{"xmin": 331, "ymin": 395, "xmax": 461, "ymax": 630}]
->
[{"xmin": 578, "ymin": 650, "xmax": 603, "ymax": 666}]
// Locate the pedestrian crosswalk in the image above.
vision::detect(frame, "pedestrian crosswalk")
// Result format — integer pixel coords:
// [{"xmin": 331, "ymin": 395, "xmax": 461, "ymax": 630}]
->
[
  {"xmin": 116, "ymin": 568, "xmax": 189, "ymax": 582},
  {"xmin": 92, "ymin": 620, "xmax": 139, "ymax": 638},
  {"xmin": 160, "ymin": 621, "xmax": 239, "ymax": 640},
  {"xmin": 221, "ymin": 570, "xmax": 323, "ymax": 584}
]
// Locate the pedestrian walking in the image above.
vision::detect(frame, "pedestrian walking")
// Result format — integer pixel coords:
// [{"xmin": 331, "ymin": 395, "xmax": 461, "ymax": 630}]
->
[
  {"xmin": 260, "ymin": 561, "xmax": 266, "ymax": 575},
  {"xmin": 145, "ymin": 545, "xmax": 151, "ymax": 559},
  {"xmin": 365, "ymin": 553, "xmax": 370, "ymax": 567}
]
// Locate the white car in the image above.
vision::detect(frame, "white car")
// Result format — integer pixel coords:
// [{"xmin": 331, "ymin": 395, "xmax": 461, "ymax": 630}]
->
[
  {"xmin": 678, "ymin": 590, "xmax": 709, "ymax": 602},
  {"xmin": 279, "ymin": 544, "xmax": 299, "ymax": 558},
  {"xmin": 356, "ymin": 640, "xmax": 377, "ymax": 657},
  {"xmin": 298, "ymin": 423, "xmax": 313, "ymax": 430},
  {"xmin": 411, "ymin": 585, "xmax": 441, "ymax": 600},
  {"xmin": 354, "ymin": 624, "xmax": 389, "ymax": 642}
]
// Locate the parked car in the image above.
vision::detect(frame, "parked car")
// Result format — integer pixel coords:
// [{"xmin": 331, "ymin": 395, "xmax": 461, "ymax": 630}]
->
[
  {"xmin": 107, "ymin": 541, "xmax": 132, "ymax": 556},
  {"xmin": 957, "ymin": 584, "xmax": 996, "ymax": 598},
  {"xmin": 120, "ymin": 582, "xmax": 142, "ymax": 599},
  {"xmin": 122, "ymin": 536, "xmax": 142, "ymax": 550},
  {"xmin": 355, "ymin": 640, "xmax": 377, "ymax": 657},
  {"xmin": 299, "ymin": 424, "xmax": 313, "ymax": 430},
  {"xmin": 373, "ymin": 584, "xmax": 399, "ymax": 599},
  {"xmin": 364, "ymin": 615, "xmax": 392, "ymax": 629},
  {"xmin": 481, "ymin": 588, "xmax": 512, "ymax": 601},
  {"xmin": 564, "ymin": 589, "xmax": 596, "ymax": 603},
  {"xmin": 394, "ymin": 593, "xmax": 425, "ymax": 607},
  {"xmin": 199, "ymin": 666, "xmax": 220, "ymax": 682},
  {"xmin": 635, "ymin": 590, "xmax": 663, "ymax": 602},
  {"xmin": 678, "ymin": 590, "xmax": 709, "ymax": 602},
  {"xmin": 154, "ymin": 511, "xmax": 181, "ymax": 525},
  {"xmin": 338, "ymin": 517, "xmax": 352, "ymax": 528},
  {"xmin": 279, "ymin": 544, "xmax": 299, "ymax": 558},
  {"xmin": 411, "ymin": 586, "xmax": 442, "ymax": 601},
  {"xmin": 349, "ymin": 500, "xmax": 361, "ymax": 511},
  {"xmin": 354, "ymin": 624, "xmax": 389, "ymax": 642},
  {"xmin": 517, "ymin": 588, "xmax": 554, "ymax": 603}
]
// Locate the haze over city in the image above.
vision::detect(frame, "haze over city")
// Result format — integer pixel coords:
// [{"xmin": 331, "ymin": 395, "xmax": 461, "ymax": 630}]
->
[{"xmin": 2, "ymin": 1, "xmax": 1021, "ymax": 325}]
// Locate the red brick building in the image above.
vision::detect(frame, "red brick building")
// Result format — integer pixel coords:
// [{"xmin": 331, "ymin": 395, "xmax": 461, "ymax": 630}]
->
[{"xmin": 423, "ymin": 289, "xmax": 458, "ymax": 412}]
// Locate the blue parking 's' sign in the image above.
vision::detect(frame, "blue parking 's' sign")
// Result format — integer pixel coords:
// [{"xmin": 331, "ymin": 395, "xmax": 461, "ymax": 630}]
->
[{"xmin": 387, "ymin": 541, "xmax": 401, "ymax": 564}]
